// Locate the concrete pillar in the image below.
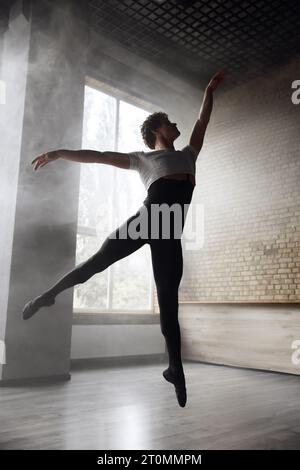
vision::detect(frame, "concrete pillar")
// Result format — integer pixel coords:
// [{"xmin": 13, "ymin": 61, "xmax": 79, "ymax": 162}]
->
[{"xmin": 0, "ymin": 0, "xmax": 88, "ymax": 383}]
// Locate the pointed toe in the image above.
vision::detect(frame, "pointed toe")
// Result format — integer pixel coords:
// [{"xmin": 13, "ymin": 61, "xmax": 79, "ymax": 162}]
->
[
  {"xmin": 22, "ymin": 300, "xmax": 36, "ymax": 320},
  {"xmin": 163, "ymin": 367, "xmax": 187, "ymax": 407}
]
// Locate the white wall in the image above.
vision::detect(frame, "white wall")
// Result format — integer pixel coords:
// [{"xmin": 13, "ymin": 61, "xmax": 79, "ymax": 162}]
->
[
  {"xmin": 180, "ymin": 303, "xmax": 300, "ymax": 375},
  {"xmin": 71, "ymin": 324, "xmax": 165, "ymax": 359}
]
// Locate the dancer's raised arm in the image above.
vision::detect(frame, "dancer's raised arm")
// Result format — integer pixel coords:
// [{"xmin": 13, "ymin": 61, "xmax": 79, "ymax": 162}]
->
[
  {"xmin": 31, "ymin": 150, "xmax": 131, "ymax": 171},
  {"xmin": 189, "ymin": 69, "xmax": 225, "ymax": 159}
]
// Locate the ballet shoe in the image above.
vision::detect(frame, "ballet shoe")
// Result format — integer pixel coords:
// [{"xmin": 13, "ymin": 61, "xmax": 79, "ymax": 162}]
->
[
  {"xmin": 163, "ymin": 367, "xmax": 187, "ymax": 408},
  {"xmin": 22, "ymin": 294, "xmax": 55, "ymax": 320}
]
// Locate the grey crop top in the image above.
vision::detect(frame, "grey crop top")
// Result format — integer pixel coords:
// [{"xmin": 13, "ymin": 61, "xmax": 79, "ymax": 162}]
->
[{"xmin": 128, "ymin": 144, "xmax": 198, "ymax": 191}]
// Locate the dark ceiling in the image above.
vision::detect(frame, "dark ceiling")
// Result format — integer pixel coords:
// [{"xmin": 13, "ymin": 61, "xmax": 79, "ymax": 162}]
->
[
  {"xmin": 1, "ymin": 0, "xmax": 299, "ymax": 91},
  {"xmin": 0, "ymin": 0, "xmax": 13, "ymax": 35},
  {"xmin": 88, "ymin": 0, "xmax": 300, "ymax": 90}
]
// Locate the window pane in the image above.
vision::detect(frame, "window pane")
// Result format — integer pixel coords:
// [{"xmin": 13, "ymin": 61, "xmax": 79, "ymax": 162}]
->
[
  {"xmin": 78, "ymin": 86, "xmax": 116, "ymax": 232},
  {"xmin": 111, "ymin": 100, "xmax": 151, "ymax": 310},
  {"xmin": 112, "ymin": 245, "xmax": 151, "ymax": 309},
  {"xmin": 73, "ymin": 234, "xmax": 108, "ymax": 309},
  {"xmin": 82, "ymin": 85, "xmax": 116, "ymax": 151},
  {"xmin": 73, "ymin": 86, "xmax": 116, "ymax": 309},
  {"xmin": 74, "ymin": 85, "xmax": 154, "ymax": 312},
  {"xmin": 117, "ymin": 100, "xmax": 149, "ymax": 154}
]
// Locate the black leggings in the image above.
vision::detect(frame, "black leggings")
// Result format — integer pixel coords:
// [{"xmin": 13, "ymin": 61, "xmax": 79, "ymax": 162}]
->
[{"xmin": 44, "ymin": 178, "xmax": 195, "ymax": 373}]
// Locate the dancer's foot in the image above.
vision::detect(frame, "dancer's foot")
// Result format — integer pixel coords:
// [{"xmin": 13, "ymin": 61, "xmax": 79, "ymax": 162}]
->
[
  {"xmin": 163, "ymin": 367, "xmax": 187, "ymax": 407},
  {"xmin": 22, "ymin": 293, "xmax": 55, "ymax": 320}
]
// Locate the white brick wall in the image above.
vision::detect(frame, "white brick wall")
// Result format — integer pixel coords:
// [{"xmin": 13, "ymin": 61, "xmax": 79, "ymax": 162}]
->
[{"xmin": 177, "ymin": 56, "xmax": 300, "ymax": 304}]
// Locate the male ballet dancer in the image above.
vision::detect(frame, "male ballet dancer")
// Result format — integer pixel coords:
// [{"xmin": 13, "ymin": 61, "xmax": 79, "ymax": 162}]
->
[{"xmin": 22, "ymin": 70, "xmax": 225, "ymax": 407}]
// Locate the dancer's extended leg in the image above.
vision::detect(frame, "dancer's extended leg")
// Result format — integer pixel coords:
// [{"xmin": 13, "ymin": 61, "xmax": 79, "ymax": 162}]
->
[{"xmin": 22, "ymin": 209, "xmax": 147, "ymax": 319}]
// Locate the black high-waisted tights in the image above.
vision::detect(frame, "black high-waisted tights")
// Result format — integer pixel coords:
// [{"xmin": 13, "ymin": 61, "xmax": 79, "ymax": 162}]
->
[{"xmin": 44, "ymin": 178, "xmax": 195, "ymax": 374}]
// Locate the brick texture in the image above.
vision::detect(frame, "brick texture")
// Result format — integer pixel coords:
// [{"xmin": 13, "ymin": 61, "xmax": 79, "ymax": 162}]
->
[{"xmin": 155, "ymin": 56, "xmax": 300, "ymax": 308}]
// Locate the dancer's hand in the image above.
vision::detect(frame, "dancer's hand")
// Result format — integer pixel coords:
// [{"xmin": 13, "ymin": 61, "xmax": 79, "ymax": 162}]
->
[
  {"xmin": 31, "ymin": 150, "xmax": 60, "ymax": 170},
  {"xmin": 206, "ymin": 69, "xmax": 226, "ymax": 93}
]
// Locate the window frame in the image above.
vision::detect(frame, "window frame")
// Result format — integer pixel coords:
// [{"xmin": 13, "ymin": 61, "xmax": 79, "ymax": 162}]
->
[{"xmin": 73, "ymin": 77, "xmax": 158, "ymax": 318}]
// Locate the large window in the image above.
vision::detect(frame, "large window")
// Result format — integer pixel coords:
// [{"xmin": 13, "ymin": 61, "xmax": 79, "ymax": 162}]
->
[{"xmin": 73, "ymin": 82, "xmax": 154, "ymax": 313}]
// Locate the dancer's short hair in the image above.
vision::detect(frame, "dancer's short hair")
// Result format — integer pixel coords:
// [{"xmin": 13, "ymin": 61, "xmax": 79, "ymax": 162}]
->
[{"xmin": 140, "ymin": 112, "xmax": 169, "ymax": 149}]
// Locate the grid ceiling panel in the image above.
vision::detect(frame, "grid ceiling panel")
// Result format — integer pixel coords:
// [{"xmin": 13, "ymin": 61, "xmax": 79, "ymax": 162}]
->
[{"xmin": 88, "ymin": 0, "xmax": 300, "ymax": 89}]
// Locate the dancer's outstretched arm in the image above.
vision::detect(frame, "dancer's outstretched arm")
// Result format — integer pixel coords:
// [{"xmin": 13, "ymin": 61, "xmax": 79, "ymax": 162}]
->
[
  {"xmin": 31, "ymin": 149, "xmax": 132, "ymax": 171},
  {"xmin": 189, "ymin": 69, "xmax": 225, "ymax": 160}
]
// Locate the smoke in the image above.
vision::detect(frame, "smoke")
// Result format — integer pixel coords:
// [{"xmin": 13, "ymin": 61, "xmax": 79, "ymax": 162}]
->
[{"xmin": 0, "ymin": 0, "xmax": 201, "ymax": 379}]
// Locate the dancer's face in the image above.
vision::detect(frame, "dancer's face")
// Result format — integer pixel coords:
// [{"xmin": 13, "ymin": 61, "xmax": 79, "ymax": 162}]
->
[{"xmin": 153, "ymin": 118, "xmax": 180, "ymax": 146}]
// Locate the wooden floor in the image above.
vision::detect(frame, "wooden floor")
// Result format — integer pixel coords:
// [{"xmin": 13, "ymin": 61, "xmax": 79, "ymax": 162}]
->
[{"xmin": 1, "ymin": 361, "xmax": 300, "ymax": 450}]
